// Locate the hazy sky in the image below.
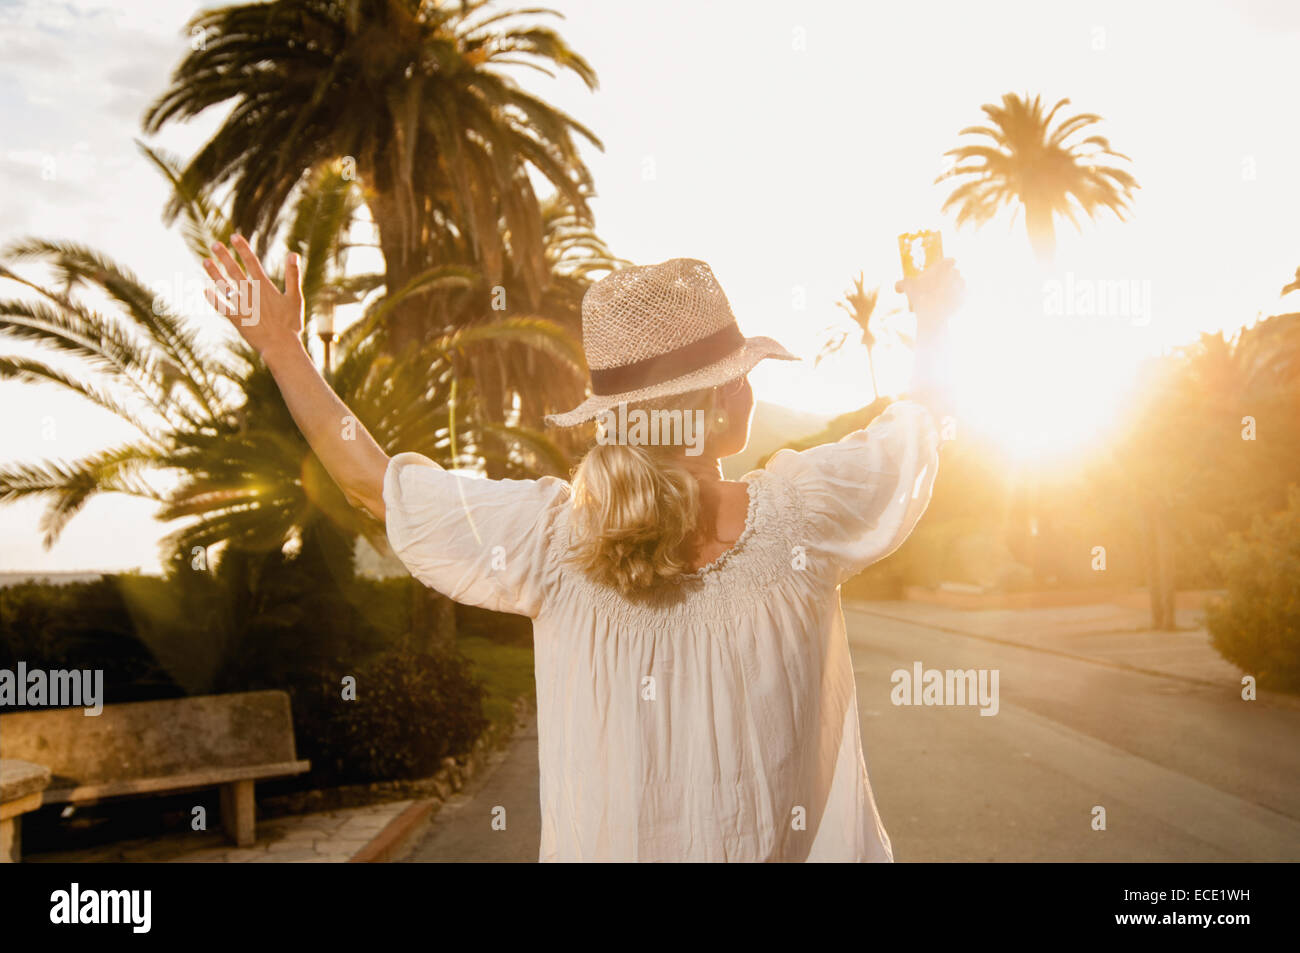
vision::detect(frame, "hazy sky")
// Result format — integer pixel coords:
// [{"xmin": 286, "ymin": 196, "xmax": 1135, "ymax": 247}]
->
[{"xmin": 2, "ymin": 0, "xmax": 1299, "ymax": 572}]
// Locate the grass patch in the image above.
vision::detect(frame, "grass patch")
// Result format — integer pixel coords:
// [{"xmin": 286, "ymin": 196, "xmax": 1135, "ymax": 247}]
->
[{"xmin": 456, "ymin": 635, "xmax": 536, "ymax": 727}]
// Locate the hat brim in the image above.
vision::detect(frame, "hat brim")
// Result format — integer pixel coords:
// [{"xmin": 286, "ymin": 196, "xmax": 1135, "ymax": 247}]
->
[{"xmin": 543, "ymin": 336, "xmax": 801, "ymax": 428}]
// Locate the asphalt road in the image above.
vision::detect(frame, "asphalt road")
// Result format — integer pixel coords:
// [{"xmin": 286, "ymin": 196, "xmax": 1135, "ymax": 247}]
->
[{"xmin": 401, "ymin": 607, "xmax": 1300, "ymax": 862}]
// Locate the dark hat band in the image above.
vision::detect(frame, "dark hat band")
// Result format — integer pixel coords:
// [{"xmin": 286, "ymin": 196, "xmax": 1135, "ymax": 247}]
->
[{"xmin": 588, "ymin": 323, "xmax": 746, "ymax": 396}]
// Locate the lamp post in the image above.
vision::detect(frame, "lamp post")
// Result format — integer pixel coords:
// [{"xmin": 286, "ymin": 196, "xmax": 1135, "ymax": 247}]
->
[{"xmin": 317, "ymin": 303, "xmax": 335, "ymax": 373}]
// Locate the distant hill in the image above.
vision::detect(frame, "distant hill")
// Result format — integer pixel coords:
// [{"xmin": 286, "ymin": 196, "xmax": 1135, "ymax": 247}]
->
[{"xmin": 723, "ymin": 400, "xmax": 836, "ymax": 478}]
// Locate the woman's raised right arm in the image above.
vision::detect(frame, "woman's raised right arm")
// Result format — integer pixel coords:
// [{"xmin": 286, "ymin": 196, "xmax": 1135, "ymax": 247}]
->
[
  {"xmin": 897, "ymin": 256, "xmax": 964, "ymax": 417},
  {"xmin": 203, "ymin": 236, "xmax": 389, "ymax": 521}
]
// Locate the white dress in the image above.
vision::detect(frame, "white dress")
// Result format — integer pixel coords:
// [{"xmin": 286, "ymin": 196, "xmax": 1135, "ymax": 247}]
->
[{"xmin": 384, "ymin": 399, "xmax": 941, "ymax": 862}]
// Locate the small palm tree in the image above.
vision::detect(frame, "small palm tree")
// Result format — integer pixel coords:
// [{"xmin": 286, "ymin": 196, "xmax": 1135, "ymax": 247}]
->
[
  {"xmin": 937, "ymin": 92, "xmax": 1139, "ymax": 264},
  {"xmin": 144, "ymin": 0, "xmax": 603, "ymax": 345},
  {"xmin": 839, "ymin": 274, "xmax": 881, "ymax": 401},
  {"xmin": 816, "ymin": 273, "xmax": 912, "ymax": 404}
]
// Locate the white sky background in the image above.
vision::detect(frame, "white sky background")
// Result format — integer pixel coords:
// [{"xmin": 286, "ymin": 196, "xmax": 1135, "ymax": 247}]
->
[{"xmin": 1, "ymin": 0, "xmax": 1298, "ymax": 572}]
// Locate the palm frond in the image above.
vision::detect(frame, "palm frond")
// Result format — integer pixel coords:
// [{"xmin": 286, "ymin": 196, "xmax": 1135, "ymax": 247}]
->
[
  {"xmin": 0, "ymin": 443, "xmax": 165, "ymax": 547},
  {"xmin": 283, "ymin": 161, "xmax": 364, "ymax": 314},
  {"xmin": 0, "ymin": 355, "xmax": 162, "ymax": 438},
  {"xmin": 1, "ymin": 239, "xmax": 223, "ymax": 419},
  {"xmin": 136, "ymin": 140, "xmax": 234, "ymax": 261},
  {"xmin": 441, "ymin": 314, "xmax": 585, "ymax": 374}
]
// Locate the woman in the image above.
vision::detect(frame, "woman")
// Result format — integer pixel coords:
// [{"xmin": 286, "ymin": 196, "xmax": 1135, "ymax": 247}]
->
[{"xmin": 203, "ymin": 239, "xmax": 962, "ymax": 862}]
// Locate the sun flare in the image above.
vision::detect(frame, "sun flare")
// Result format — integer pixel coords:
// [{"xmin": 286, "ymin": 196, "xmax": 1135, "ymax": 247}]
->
[{"xmin": 946, "ymin": 303, "xmax": 1145, "ymax": 464}]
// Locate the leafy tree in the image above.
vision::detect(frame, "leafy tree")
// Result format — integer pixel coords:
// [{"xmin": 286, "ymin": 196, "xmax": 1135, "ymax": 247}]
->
[{"xmin": 1085, "ymin": 312, "xmax": 1300, "ymax": 628}]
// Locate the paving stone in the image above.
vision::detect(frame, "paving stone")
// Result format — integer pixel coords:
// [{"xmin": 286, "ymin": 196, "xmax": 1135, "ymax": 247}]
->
[
  {"xmin": 271, "ymin": 830, "xmax": 333, "ymax": 845},
  {"xmin": 185, "ymin": 847, "xmax": 233, "ymax": 863},
  {"xmin": 314, "ymin": 851, "xmax": 356, "ymax": 862},
  {"xmin": 224, "ymin": 848, "xmax": 271, "ymax": 862},
  {"xmin": 329, "ymin": 835, "xmax": 379, "ymax": 850},
  {"xmin": 254, "ymin": 847, "xmax": 321, "ymax": 862}
]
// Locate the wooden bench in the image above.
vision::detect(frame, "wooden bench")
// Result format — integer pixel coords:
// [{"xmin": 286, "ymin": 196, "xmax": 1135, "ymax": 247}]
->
[
  {"xmin": 0, "ymin": 759, "xmax": 52, "ymax": 862},
  {"xmin": 0, "ymin": 690, "xmax": 310, "ymax": 853}
]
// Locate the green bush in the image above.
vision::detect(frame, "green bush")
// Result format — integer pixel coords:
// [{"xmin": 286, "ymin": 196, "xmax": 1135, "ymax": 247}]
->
[
  {"xmin": 456, "ymin": 601, "xmax": 534, "ymax": 645},
  {"xmin": 0, "ymin": 579, "xmax": 182, "ymax": 707},
  {"xmin": 289, "ymin": 647, "xmax": 489, "ymax": 785},
  {"xmin": 1206, "ymin": 486, "xmax": 1300, "ymax": 693},
  {"xmin": 0, "ymin": 540, "xmax": 497, "ymax": 788}
]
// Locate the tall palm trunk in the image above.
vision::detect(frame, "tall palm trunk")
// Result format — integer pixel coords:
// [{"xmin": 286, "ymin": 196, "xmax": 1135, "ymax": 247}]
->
[
  {"xmin": 366, "ymin": 179, "xmax": 433, "ymax": 351},
  {"xmin": 411, "ymin": 581, "xmax": 457, "ymax": 650},
  {"xmin": 865, "ymin": 346, "xmax": 880, "ymax": 402},
  {"xmin": 1144, "ymin": 502, "xmax": 1177, "ymax": 631},
  {"xmin": 365, "ymin": 175, "xmax": 464, "ymax": 645},
  {"xmin": 1025, "ymin": 203, "xmax": 1057, "ymax": 266}
]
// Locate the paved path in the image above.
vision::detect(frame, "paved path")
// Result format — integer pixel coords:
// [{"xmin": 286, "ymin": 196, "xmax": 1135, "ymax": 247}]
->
[
  {"xmin": 845, "ymin": 604, "xmax": 1300, "ymax": 861},
  {"xmin": 399, "ymin": 601, "xmax": 1300, "ymax": 862},
  {"xmin": 399, "ymin": 717, "xmax": 540, "ymax": 862},
  {"xmin": 28, "ymin": 800, "xmax": 413, "ymax": 863}
]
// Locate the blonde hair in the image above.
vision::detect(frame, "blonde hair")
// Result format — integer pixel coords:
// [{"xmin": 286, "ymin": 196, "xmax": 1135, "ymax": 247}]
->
[{"xmin": 563, "ymin": 385, "xmax": 730, "ymax": 597}]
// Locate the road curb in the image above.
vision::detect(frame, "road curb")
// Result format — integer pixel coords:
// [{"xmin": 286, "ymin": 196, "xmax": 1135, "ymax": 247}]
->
[
  {"xmin": 350, "ymin": 799, "xmax": 439, "ymax": 863},
  {"xmin": 349, "ymin": 696, "xmax": 534, "ymax": 862}
]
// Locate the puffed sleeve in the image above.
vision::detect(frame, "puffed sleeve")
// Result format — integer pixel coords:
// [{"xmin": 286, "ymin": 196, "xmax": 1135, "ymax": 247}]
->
[
  {"xmin": 764, "ymin": 400, "xmax": 941, "ymax": 587},
  {"xmin": 383, "ymin": 451, "xmax": 571, "ymax": 619}
]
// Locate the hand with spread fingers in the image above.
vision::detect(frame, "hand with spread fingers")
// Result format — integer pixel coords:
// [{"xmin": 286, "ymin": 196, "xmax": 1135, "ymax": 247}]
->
[
  {"xmin": 203, "ymin": 234, "xmax": 305, "ymax": 359},
  {"xmin": 199, "ymin": 234, "xmax": 389, "ymax": 520}
]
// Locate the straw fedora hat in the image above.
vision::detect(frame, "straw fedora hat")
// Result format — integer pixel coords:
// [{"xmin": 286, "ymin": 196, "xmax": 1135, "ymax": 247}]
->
[{"xmin": 544, "ymin": 258, "xmax": 801, "ymax": 428}]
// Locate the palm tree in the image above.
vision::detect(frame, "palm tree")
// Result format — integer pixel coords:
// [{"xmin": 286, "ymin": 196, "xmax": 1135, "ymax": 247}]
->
[
  {"xmin": 330, "ymin": 195, "xmax": 623, "ymax": 485},
  {"xmin": 0, "ymin": 160, "xmax": 583, "ymax": 569},
  {"xmin": 816, "ymin": 273, "xmax": 915, "ymax": 405},
  {"xmin": 143, "ymin": 0, "xmax": 603, "ymax": 348},
  {"xmin": 148, "ymin": 133, "xmax": 615, "ymax": 477},
  {"xmin": 836, "ymin": 274, "xmax": 883, "ymax": 401},
  {"xmin": 937, "ymin": 92, "xmax": 1138, "ymax": 264},
  {"xmin": 451, "ymin": 195, "xmax": 626, "ymax": 472}
]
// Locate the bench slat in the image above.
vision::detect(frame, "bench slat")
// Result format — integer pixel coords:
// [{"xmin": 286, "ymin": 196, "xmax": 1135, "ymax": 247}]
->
[{"xmin": 41, "ymin": 760, "xmax": 311, "ymax": 804}]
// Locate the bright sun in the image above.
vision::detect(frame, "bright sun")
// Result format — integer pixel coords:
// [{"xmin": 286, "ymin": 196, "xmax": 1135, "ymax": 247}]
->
[
  {"xmin": 947, "ymin": 310, "xmax": 1140, "ymax": 463},
  {"xmin": 749, "ymin": 231, "xmax": 1176, "ymax": 464},
  {"xmin": 944, "ymin": 247, "xmax": 1157, "ymax": 463}
]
